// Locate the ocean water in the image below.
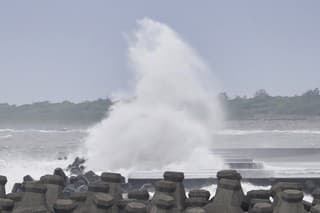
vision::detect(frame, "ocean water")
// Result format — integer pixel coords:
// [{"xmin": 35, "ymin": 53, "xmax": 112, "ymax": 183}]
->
[{"xmin": 1, "ymin": 120, "xmax": 320, "ymax": 191}]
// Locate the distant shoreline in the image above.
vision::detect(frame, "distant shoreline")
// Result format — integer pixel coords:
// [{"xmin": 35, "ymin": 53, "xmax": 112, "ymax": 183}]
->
[{"xmin": 2, "ymin": 89, "xmax": 320, "ymax": 126}]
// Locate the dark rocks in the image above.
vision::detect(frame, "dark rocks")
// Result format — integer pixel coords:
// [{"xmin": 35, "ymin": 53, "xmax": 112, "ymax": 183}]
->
[
  {"xmin": 84, "ymin": 171, "xmax": 100, "ymax": 183},
  {"xmin": 66, "ymin": 157, "xmax": 86, "ymax": 176},
  {"xmin": 303, "ymin": 200, "xmax": 312, "ymax": 212},
  {"xmin": 63, "ymin": 175, "xmax": 89, "ymax": 196}
]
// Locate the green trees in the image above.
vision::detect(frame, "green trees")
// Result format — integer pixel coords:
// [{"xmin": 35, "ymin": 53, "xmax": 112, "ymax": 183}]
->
[
  {"xmin": 0, "ymin": 98, "xmax": 112, "ymax": 126},
  {"xmin": 223, "ymin": 88, "xmax": 320, "ymax": 119}
]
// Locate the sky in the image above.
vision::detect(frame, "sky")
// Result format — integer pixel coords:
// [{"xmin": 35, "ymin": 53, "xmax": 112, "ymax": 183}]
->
[{"xmin": 0, "ymin": 0, "xmax": 319, "ymax": 104}]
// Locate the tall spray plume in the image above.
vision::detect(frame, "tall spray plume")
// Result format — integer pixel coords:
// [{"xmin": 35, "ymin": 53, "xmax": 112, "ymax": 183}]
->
[{"xmin": 84, "ymin": 18, "xmax": 224, "ymax": 173}]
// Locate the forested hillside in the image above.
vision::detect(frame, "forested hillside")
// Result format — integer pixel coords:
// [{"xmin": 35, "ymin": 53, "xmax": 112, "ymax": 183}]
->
[{"xmin": 1, "ymin": 88, "xmax": 320, "ymax": 127}]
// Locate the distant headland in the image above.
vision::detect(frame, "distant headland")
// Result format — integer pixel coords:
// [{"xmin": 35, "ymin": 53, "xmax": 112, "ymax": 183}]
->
[{"xmin": 1, "ymin": 88, "xmax": 320, "ymax": 127}]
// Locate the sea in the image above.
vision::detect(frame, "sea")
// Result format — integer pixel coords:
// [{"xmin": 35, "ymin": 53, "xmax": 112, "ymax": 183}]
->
[{"xmin": 1, "ymin": 119, "xmax": 320, "ymax": 192}]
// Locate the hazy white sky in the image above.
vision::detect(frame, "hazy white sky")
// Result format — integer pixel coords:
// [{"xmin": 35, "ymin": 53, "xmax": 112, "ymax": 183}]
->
[{"xmin": 0, "ymin": 0, "xmax": 319, "ymax": 104}]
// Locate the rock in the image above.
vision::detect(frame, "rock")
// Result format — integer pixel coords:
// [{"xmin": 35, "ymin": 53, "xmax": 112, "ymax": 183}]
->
[
  {"xmin": 67, "ymin": 157, "xmax": 86, "ymax": 176},
  {"xmin": 302, "ymin": 200, "xmax": 312, "ymax": 212},
  {"xmin": 84, "ymin": 171, "xmax": 100, "ymax": 183}
]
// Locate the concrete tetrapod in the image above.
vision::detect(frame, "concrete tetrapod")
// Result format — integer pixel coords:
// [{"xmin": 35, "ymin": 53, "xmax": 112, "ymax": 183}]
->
[
  {"xmin": 12, "ymin": 182, "xmax": 50, "ymax": 213},
  {"xmin": 40, "ymin": 175, "xmax": 65, "ymax": 212},
  {"xmin": 101, "ymin": 173, "xmax": 123, "ymax": 201},
  {"xmin": 150, "ymin": 194, "xmax": 176, "ymax": 213},
  {"xmin": 204, "ymin": 178, "xmax": 244, "ymax": 213},
  {"xmin": 273, "ymin": 189, "xmax": 306, "ymax": 213},
  {"xmin": 163, "ymin": 171, "xmax": 186, "ymax": 211},
  {"xmin": 0, "ymin": 176, "xmax": 7, "ymax": 199}
]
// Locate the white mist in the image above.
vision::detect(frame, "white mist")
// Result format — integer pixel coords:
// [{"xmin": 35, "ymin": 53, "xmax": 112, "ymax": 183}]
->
[{"xmin": 84, "ymin": 18, "xmax": 224, "ymax": 173}]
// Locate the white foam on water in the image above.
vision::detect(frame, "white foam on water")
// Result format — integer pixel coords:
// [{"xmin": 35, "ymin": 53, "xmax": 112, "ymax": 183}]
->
[
  {"xmin": 202, "ymin": 182, "xmax": 313, "ymax": 203},
  {"xmin": 84, "ymin": 18, "xmax": 224, "ymax": 173},
  {"xmin": 0, "ymin": 158, "xmax": 69, "ymax": 192},
  {"xmin": 216, "ymin": 129, "xmax": 320, "ymax": 135},
  {"xmin": 0, "ymin": 128, "xmax": 86, "ymax": 134},
  {"xmin": 201, "ymin": 182, "xmax": 270, "ymax": 199}
]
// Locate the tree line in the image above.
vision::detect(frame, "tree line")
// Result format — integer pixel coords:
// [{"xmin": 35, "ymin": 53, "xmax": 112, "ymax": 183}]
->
[
  {"xmin": 220, "ymin": 88, "xmax": 320, "ymax": 119},
  {"xmin": 1, "ymin": 88, "xmax": 320, "ymax": 126}
]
